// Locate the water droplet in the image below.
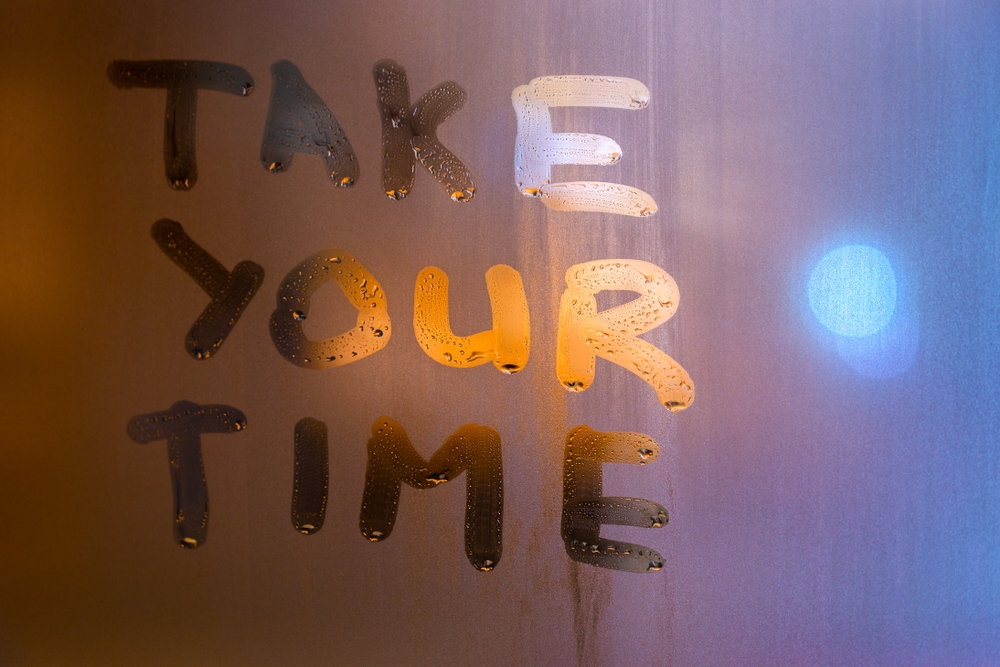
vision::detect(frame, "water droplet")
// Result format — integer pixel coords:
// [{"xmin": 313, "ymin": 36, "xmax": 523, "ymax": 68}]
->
[
  {"xmin": 181, "ymin": 537, "xmax": 199, "ymax": 548},
  {"xmin": 425, "ymin": 471, "xmax": 448, "ymax": 485},
  {"xmin": 385, "ymin": 189, "xmax": 407, "ymax": 200},
  {"xmin": 630, "ymin": 94, "xmax": 650, "ymax": 108},
  {"xmin": 476, "ymin": 559, "xmax": 495, "ymax": 572},
  {"xmin": 242, "ymin": 82, "xmax": 253, "ymax": 96},
  {"xmin": 638, "ymin": 448, "xmax": 653, "ymax": 461},
  {"xmin": 299, "ymin": 524, "xmax": 316, "ymax": 534},
  {"xmin": 500, "ymin": 364, "xmax": 521, "ymax": 374},
  {"xmin": 522, "ymin": 187, "xmax": 541, "ymax": 197},
  {"xmin": 171, "ymin": 178, "xmax": 191, "ymax": 190},
  {"xmin": 373, "ymin": 329, "xmax": 383, "ymax": 337},
  {"xmin": 192, "ymin": 348, "xmax": 207, "ymax": 359},
  {"xmin": 268, "ymin": 162, "xmax": 283, "ymax": 172},
  {"xmin": 292, "ymin": 310, "xmax": 306, "ymax": 321},
  {"xmin": 647, "ymin": 561, "xmax": 663, "ymax": 572},
  {"xmin": 444, "ymin": 352, "xmax": 453, "ymax": 362},
  {"xmin": 369, "ymin": 530, "xmax": 384, "ymax": 542}
]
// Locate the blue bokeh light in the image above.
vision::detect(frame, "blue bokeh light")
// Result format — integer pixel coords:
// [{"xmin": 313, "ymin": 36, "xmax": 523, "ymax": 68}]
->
[{"xmin": 808, "ymin": 245, "xmax": 897, "ymax": 337}]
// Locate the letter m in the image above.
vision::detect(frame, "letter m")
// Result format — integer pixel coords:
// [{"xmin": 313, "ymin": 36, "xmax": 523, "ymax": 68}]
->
[{"xmin": 359, "ymin": 417, "xmax": 503, "ymax": 572}]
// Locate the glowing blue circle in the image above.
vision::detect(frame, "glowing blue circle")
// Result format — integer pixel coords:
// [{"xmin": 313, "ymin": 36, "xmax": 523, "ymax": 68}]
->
[{"xmin": 808, "ymin": 245, "xmax": 896, "ymax": 337}]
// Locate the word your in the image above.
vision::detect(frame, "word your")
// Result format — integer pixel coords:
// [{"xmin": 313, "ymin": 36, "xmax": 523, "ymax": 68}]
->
[
  {"xmin": 108, "ymin": 59, "xmax": 656, "ymax": 215},
  {"xmin": 155, "ymin": 220, "xmax": 693, "ymax": 409},
  {"xmin": 127, "ymin": 403, "xmax": 668, "ymax": 573}
]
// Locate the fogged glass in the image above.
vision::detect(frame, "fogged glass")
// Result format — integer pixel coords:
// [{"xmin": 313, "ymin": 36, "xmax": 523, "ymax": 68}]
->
[{"xmin": 2, "ymin": 2, "xmax": 998, "ymax": 665}]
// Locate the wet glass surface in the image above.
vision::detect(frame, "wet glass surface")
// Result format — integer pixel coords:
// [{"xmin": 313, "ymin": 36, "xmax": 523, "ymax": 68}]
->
[{"xmin": 2, "ymin": 2, "xmax": 1000, "ymax": 665}]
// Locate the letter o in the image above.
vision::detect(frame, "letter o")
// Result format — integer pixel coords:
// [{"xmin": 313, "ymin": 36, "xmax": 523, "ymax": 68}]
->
[{"xmin": 270, "ymin": 250, "xmax": 390, "ymax": 368}]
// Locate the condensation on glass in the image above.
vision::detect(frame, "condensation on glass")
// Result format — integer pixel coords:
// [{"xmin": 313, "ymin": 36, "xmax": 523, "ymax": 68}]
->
[
  {"xmin": 512, "ymin": 75, "xmax": 656, "ymax": 216},
  {"xmin": 374, "ymin": 59, "xmax": 476, "ymax": 202},
  {"xmin": 557, "ymin": 259, "xmax": 694, "ymax": 411},
  {"xmin": 270, "ymin": 251, "xmax": 390, "ymax": 368},
  {"xmin": 127, "ymin": 401, "xmax": 247, "ymax": 548},
  {"xmin": 151, "ymin": 219, "xmax": 264, "ymax": 360},
  {"xmin": 360, "ymin": 417, "xmax": 503, "ymax": 572},
  {"xmin": 414, "ymin": 264, "xmax": 530, "ymax": 374},
  {"xmin": 562, "ymin": 426, "xmax": 666, "ymax": 573},
  {"xmin": 291, "ymin": 417, "xmax": 330, "ymax": 535},
  {"xmin": 107, "ymin": 60, "xmax": 254, "ymax": 190},
  {"xmin": 260, "ymin": 60, "xmax": 359, "ymax": 186}
]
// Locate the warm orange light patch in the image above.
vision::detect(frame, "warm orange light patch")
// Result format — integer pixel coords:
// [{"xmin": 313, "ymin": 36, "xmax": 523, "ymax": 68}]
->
[
  {"xmin": 414, "ymin": 264, "xmax": 530, "ymax": 374},
  {"xmin": 557, "ymin": 259, "xmax": 694, "ymax": 412}
]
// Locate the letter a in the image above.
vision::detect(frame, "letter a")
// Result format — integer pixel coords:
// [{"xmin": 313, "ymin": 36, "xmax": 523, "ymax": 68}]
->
[{"xmin": 260, "ymin": 60, "xmax": 359, "ymax": 186}]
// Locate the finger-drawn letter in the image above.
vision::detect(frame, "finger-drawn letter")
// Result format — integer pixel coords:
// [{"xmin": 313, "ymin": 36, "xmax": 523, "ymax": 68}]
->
[
  {"xmin": 270, "ymin": 251, "xmax": 390, "ymax": 368},
  {"xmin": 512, "ymin": 76, "xmax": 656, "ymax": 216},
  {"xmin": 291, "ymin": 418, "xmax": 329, "ymax": 535},
  {"xmin": 108, "ymin": 60, "xmax": 254, "ymax": 190},
  {"xmin": 414, "ymin": 265, "xmax": 530, "ymax": 373},
  {"xmin": 151, "ymin": 219, "xmax": 264, "ymax": 360},
  {"xmin": 126, "ymin": 401, "xmax": 247, "ymax": 548},
  {"xmin": 261, "ymin": 60, "xmax": 359, "ymax": 186},
  {"xmin": 557, "ymin": 259, "xmax": 694, "ymax": 412},
  {"xmin": 562, "ymin": 426, "xmax": 666, "ymax": 573},
  {"xmin": 373, "ymin": 59, "xmax": 476, "ymax": 202},
  {"xmin": 360, "ymin": 417, "xmax": 503, "ymax": 572}
]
